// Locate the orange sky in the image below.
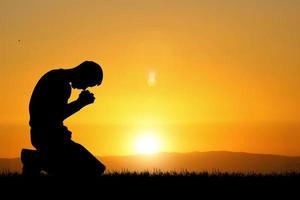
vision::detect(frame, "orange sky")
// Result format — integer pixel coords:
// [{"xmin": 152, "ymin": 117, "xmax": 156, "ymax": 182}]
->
[{"xmin": 0, "ymin": 0, "xmax": 300, "ymax": 158}]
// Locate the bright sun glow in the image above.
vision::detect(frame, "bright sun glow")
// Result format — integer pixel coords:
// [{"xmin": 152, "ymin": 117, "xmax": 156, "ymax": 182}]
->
[
  {"xmin": 135, "ymin": 132, "xmax": 160, "ymax": 155},
  {"xmin": 147, "ymin": 70, "xmax": 156, "ymax": 87}
]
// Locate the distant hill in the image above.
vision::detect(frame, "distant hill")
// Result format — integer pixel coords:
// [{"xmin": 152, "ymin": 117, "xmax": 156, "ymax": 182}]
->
[
  {"xmin": 100, "ymin": 151, "xmax": 300, "ymax": 173},
  {"xmin": 2, "ymin": 151, "xmax": 300, "ymax": 173}
]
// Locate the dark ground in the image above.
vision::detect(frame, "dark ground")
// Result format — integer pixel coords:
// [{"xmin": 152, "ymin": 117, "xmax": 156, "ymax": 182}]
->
[{"xmin": 1, "ymin": 172, "xmax": 299, "ymax": 198}]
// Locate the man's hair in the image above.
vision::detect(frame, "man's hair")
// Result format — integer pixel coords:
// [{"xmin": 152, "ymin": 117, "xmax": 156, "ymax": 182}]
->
[{"xmin": 75, "ymin": 61, "xmax": 103, "ymax": 85}]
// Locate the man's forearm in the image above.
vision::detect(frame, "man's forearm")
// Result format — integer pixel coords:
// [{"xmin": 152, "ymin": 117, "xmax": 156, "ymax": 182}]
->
[{"xmin": 63, "ymin": 100, "xmax": 84, "ymax": 120}]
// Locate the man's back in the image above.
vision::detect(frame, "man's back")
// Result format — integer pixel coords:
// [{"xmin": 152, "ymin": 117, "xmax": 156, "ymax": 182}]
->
[
  {"xmin": 29, "ymin": 69, "xmax": 71, "ymax": 128},
  {"xmin": 29, "ymin": 69, "xmax": 71, "ymax": 148}
]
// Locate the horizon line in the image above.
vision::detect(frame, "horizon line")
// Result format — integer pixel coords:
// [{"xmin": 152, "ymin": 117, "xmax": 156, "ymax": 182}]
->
[{"xmin": 2, "ymin": 150, "xmax": 300, "ymax": 159}]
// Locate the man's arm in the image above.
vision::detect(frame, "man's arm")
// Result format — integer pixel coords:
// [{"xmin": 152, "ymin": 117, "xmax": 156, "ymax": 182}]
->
[
  {"xmin": 62, "ymin": 90, "xmax": 95, "ymax": 120},
  {"xmin": 62, "ymin": 99, "xmax": 84, "ymax": 120}
]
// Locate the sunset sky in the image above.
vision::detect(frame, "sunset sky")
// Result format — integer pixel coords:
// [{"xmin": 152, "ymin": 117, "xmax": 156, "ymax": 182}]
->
[{"xmin": 0, "ymin": 0, "xmax": 300, "ymax": 158}]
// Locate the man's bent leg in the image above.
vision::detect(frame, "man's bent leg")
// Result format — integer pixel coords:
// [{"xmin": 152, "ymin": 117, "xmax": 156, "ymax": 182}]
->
[{"xmin": 63, "ymin": 141, "xmax": 106, "ymax": 176}]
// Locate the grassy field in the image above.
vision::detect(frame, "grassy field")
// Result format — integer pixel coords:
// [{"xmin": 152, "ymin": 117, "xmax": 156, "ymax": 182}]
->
[
  {"xmin": 1, "ymin": 171, "xmax": 299, "ymax": 197},
  {"xmin": 1, "ymin": 170, "xmax": 299, "ymax": 185}
]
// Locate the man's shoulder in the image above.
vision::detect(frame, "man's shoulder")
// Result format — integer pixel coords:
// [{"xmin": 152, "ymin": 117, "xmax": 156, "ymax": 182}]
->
[
  {"xmin": 41, "ymin": 69, "xmax": 66, "ymax": 81},
  {"xmin": 34, "ymin": 69, "xmax": 69, "ymax": 91},
  {"xmin": 45, "ymin": 68, "xmax": 64, "ymax": 76}
]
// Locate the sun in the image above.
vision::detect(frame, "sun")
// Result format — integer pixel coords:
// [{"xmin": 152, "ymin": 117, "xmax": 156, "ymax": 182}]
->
[
  {"xmin": 135, "ymin": 132, "xmax": 160, "ymax": 155},
  {"xmin": 147, "ymin": 70, "xmax": 156, "ymax": 87}
]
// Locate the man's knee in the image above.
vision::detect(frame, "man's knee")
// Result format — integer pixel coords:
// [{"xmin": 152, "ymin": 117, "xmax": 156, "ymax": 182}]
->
[{"xmin": 99, "ymin": 162, "xmax": 106, "ymax": 173}]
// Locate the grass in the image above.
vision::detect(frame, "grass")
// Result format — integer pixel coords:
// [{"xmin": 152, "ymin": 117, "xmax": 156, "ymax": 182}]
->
[
  {"xmin": 0, "ymin": 171, "xmax": 299, "ymax": 197},
  {"xmin": 1, "ymin": 170, "xmax": 300, "ymax": 182}
]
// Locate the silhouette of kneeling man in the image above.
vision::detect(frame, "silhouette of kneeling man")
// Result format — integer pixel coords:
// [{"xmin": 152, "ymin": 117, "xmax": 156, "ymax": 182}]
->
[{"xmin": 21, "ymin": 61, "xmax": 106, "ymax": 176}]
